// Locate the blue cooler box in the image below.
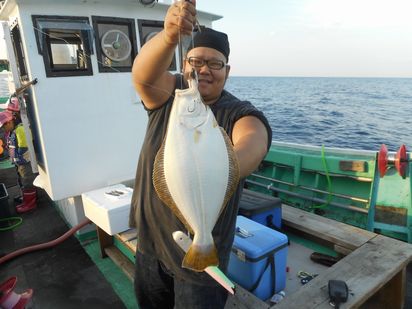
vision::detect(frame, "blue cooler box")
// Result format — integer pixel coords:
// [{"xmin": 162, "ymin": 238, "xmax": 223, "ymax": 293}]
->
[
  {"xmin": 228, "ymin": 216, "xmax": 288, "ymax": 301},
  {"xmin": 238, "ymin": 189, "xmax": 282, "ymax": 230}
]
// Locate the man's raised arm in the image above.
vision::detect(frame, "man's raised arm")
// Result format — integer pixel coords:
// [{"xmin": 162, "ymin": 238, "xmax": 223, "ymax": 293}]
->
[{"xmin": 131, "ymin": 1, "xmax": 197, "ymax": 109}]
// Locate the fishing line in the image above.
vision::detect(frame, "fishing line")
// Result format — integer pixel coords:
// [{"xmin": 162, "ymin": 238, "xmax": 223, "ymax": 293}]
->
[
  {"xmin": 178, "ymin": 22, "xmax": 184, "ymax": 89},
  {"xmin": 311, "ymin": 145, "xmax": 333, "ymax": 210},
  {"xmin": 177, "ymin": 0, "xmax": 188, "ymax": 88},
  {"xmin": 177, "ymin": 27, "xmax": 196, "ymax": 89},
  {"xmin": 176, "ymin": 0, "xmax": 200, "ymax": 88}
]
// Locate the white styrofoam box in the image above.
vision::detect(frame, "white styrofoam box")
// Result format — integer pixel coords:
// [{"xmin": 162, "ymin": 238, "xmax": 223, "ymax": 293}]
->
[
  {"xmin": 55, "ymin": 196, "xmax": 95, "ymax": 235},
  {"xmin": 82, "ymin": 184, "xmax": 133, "ymax": 235}
]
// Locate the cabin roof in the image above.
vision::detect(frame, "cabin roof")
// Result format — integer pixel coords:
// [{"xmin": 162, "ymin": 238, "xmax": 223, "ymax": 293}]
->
[{"xmin": 0, "ymin": 0, "xmax": 222, "ymax": 21}]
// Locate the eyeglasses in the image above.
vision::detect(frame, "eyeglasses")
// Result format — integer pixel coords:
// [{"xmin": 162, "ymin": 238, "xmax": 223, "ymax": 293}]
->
[{"xmin": 186, "ymin": 57, "xmax": 226, "ymax": 70}]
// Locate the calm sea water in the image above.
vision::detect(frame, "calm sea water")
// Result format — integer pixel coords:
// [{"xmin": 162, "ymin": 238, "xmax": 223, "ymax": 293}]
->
[
  {"xmin": 225, "ymin": 76, "xmax": 412, "ymax": 151},
  {"xmin": 1, "ymin": 73, "xmax": 411, "ymax": 151}
]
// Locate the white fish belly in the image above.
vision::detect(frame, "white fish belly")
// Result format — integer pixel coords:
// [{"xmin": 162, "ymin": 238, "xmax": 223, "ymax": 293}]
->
[{"xmin": 163, "ymin": 110, "xmax": 229, "ymax": 246}]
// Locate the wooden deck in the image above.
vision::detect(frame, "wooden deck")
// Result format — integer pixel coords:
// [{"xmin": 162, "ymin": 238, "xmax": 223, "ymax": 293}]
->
[{"xmin": 97, "ymin": 204, "xmax": 412, "ymax": 308}]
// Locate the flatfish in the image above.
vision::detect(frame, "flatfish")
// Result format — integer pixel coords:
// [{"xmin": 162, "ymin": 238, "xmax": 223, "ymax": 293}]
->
[{"xmin": 153, "ymin": 78, "xmax": 240, "ymax": 272}]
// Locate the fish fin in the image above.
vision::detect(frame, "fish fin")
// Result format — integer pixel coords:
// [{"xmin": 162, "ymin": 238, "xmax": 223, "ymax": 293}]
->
[
  {"xmin": 219, "ymin": 127, "xmax": 240, "ymax": 213},
  {"xmin": 182, "ymin": 243, "xmax": 219, "ymax": 272},
  {"xmin": 153, "ymin": 142, "xmax": 194, "ymax": 235}
]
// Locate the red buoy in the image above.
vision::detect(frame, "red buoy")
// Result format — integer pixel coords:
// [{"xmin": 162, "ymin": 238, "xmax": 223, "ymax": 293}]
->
[
  {"xmin": 378, "ymin": 144, "xmax": 388, "ymax": 178},
  {"xmin": 395, "ymin": 144, "xmax": 407, "ymax": 179}
]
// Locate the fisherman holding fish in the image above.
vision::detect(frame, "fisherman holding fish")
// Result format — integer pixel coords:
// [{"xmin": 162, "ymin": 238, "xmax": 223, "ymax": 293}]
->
[{"xmin": 129, "ymin": 0, "xmax": 272, "ymax": 308}]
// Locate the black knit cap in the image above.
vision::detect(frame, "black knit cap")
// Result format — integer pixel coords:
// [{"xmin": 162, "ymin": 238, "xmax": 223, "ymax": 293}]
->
[{"xmin": 187, "ymin": 27, "xmax": 230, "ymax": 62}]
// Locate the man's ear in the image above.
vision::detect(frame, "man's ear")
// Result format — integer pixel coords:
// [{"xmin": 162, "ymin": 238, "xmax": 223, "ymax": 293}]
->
[{"xmin": 225, "ymin": 65, "xmax": 231, "ymax": 80}]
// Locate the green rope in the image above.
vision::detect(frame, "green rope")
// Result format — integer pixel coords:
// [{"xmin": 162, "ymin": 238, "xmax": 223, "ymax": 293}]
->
[
  {"xmin": 0, "ymin": 217, "xmax": 23, "ymax": 231},
  {"xmin": 311, "ymin": 145, "xmax": 333, "ymax": 209}
]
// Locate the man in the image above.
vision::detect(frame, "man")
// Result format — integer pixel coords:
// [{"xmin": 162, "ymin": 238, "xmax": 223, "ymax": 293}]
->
[{"xmin": 129, "ymin": 1, "xmax": 272, "ymax": 308}]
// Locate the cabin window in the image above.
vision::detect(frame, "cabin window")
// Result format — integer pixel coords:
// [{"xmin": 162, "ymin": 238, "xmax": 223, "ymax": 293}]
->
[
  {"xmin": 92, "ymin": 16, "xmax": 138, "ymax": 73},
  {"xmin": 10, "ymin": 24, "xmax": 29, "ymax": 82},
  {"xmin": 137, "ymin": 19, "xmax": 177, "ymax": 71},
  {"xmin": 32, "ymin": 16, "xmax": 93, "ymax": 77}
]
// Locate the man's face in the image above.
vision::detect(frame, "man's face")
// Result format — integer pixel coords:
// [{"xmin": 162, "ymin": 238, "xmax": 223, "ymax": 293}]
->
[{"xmin": 184, "ymin": 47, "xmax": 230, "ymax": 105}]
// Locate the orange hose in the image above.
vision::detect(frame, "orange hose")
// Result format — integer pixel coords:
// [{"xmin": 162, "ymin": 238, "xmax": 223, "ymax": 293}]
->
[{"xmin": 0, "ymin": 218, "xmax": 92, "ymax": 265}]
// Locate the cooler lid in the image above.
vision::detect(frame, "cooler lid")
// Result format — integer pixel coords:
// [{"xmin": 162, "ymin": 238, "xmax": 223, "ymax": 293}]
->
[
  {"xmin": 81, "ymin": 184, "xmax": 133, "ymax": 211},
  {"xmin": 232, "ymin": 216, "xmax": 288, "ymax": 260},
  {"xmin": 238, "ymin": 189, "xmax": 281, "ymax": 215}
]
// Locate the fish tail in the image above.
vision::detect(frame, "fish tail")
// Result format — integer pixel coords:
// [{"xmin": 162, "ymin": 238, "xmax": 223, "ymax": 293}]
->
[{"xmin": 182, "ymin": 244, "xmax": 219, "ymax": 272}]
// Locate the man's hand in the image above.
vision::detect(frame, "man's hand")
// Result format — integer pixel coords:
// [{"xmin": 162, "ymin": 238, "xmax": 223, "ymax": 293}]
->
[{"xmin": 163, "ymin": 0, "xmax": 197, "ymax": 45}]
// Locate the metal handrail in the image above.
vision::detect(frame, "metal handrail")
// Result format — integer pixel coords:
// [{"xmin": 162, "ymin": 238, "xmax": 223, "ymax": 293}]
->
[
  {"xmin": 246, "ymin": 179, "xmax": 369, "ymax": 214},
  {"xmin": 265, "ymin": 162, "xmax": 373, "ymax": 182},
  {"xmin": 251, "ymin": 173, "xmax": 369, "ymax": 204}
]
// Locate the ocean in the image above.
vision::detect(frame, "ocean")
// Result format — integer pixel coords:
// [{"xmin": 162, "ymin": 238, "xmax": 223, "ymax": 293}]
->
[
  {"xmin": 225, "ymin": 76, "xmax": 412, "ymax": 152},
  {"xmin": 1, "ymin": 73, "xmax": 411, "ymax": 151}
]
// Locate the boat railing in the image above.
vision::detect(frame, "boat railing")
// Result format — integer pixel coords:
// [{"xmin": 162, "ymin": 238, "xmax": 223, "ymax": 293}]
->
[
  {"xmin": 269, "ymin": 162, "xmax": 373, "ymax": 182},
  {"xmin": 246, "ymin": 176, "xmax": 369, "ymax": 214}
]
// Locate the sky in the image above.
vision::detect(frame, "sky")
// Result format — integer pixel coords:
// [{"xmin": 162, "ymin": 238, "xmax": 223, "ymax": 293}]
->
[
  {"xmin": 1, "ymin": 0, "xmax": 411, "ymax": 77},
  {"xmin": 196, "ymin": 0, "xmax": 412, "ymax": 77}
]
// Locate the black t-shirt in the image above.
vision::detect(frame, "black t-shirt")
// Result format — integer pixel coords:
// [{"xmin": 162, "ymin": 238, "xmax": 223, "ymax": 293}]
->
[{"xmin": 129, "ymin": 77, "xmax": 272, "ymax": 284}]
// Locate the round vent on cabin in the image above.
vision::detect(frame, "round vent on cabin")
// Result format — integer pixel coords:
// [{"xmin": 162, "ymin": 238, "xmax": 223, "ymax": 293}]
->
[{"xmin": 101, "ymin": 29, "xmax": 132, "ymax": 62}]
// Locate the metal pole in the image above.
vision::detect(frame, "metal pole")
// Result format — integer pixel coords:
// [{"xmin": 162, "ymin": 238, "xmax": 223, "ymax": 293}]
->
[
  {"xmin": 251, "ymin": 173, "xmax": 369, "ymax": 203},
  {"xmin": 246, "ymin": 179, "xmax": 369, "ymax": 214}
]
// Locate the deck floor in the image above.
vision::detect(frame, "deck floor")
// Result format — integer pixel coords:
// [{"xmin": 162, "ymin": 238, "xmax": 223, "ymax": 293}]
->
[{"xmin": 0, "ymin": 167, "xmax": 129, "ymax": 308}]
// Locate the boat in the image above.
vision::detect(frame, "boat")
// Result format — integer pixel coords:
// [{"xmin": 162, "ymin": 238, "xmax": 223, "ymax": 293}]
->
[{"xmin": 0, "ymin": 0, "xmax": 411, "ymax": 308}]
